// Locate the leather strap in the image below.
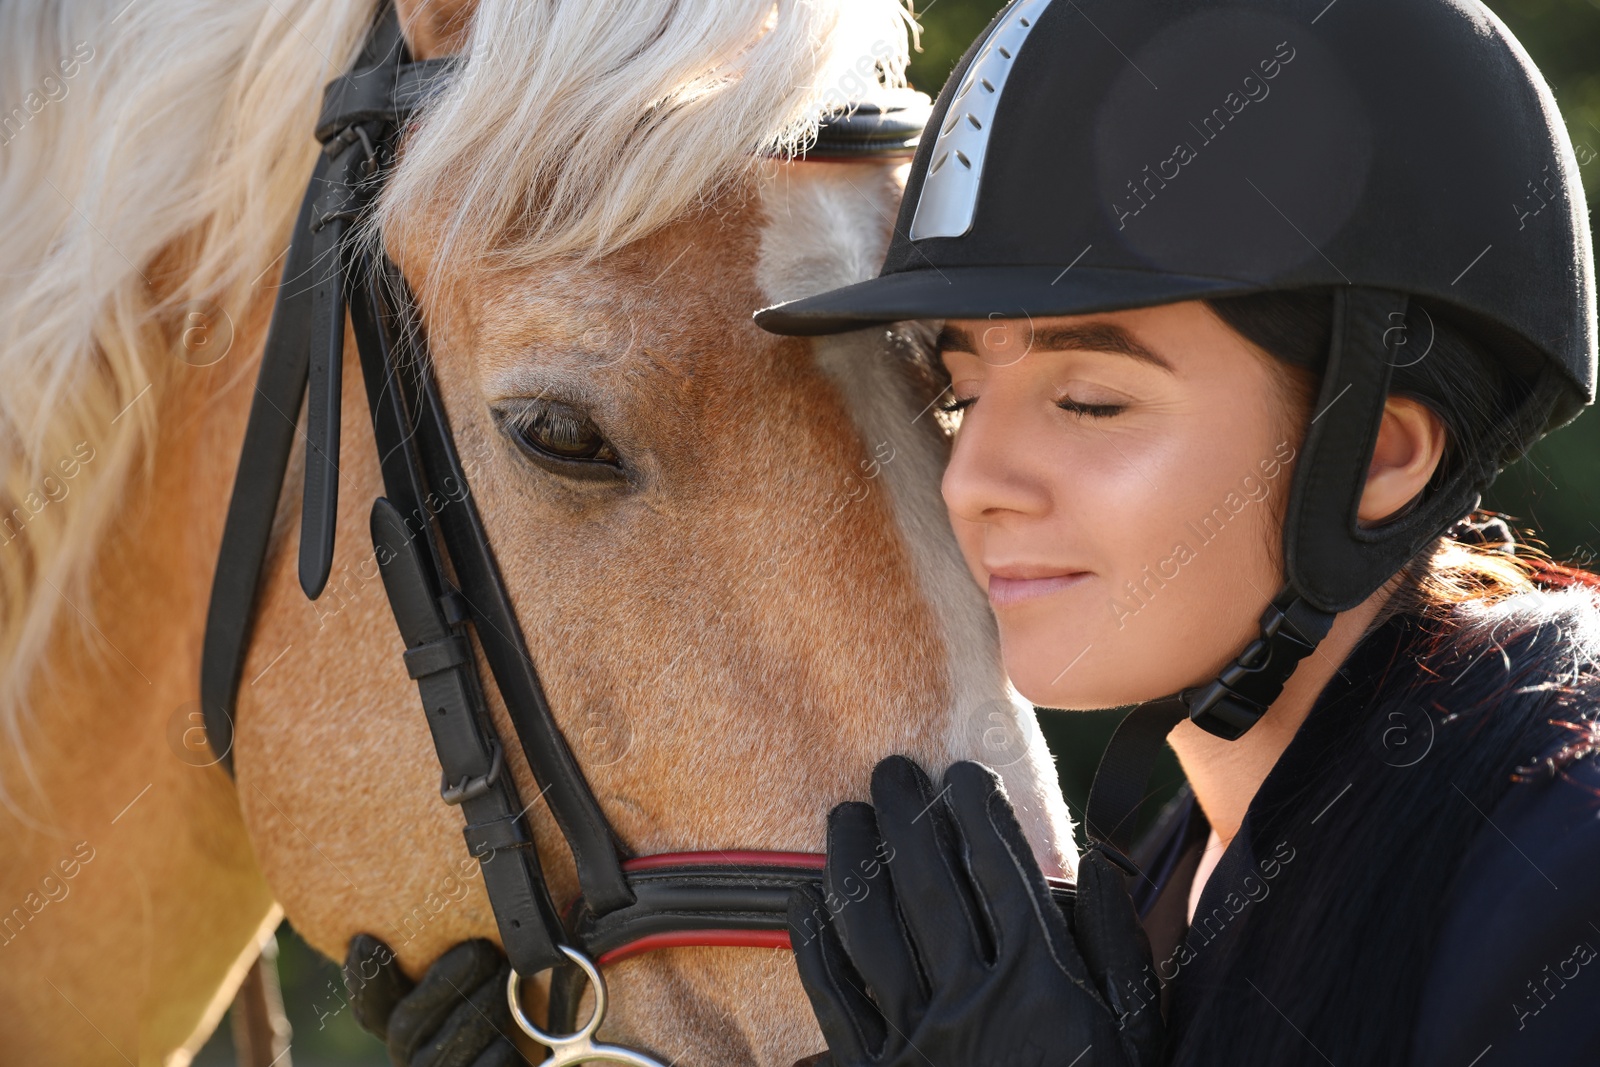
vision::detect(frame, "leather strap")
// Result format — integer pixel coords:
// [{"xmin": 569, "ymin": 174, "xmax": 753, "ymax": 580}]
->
[
  {"xmin": 546, "ymin": 859, "xmax": 1077, "ymax": 1031},
  {"xmin": 344, "ymin": 226, "xmax": 573, "ymax": 973},
  {"xmin": 400, "ymin": 339, "xmax": 636, "ymax": 916},
  {"xmin": 568, "ymin": 863, "xmax": 828, "ymax": 962},
  {"xmin": 198, "ymin": 175, "xmax": 323, "ymax": 773},
  {"xmin": 402, "ymin": 634, "xmax": 470, "ymax": 678},
  {"xmin": 348, "ymin": 246, "xmax": 635, "ymax": 921},
  {"xmin": 203, "ymin": 0, "xmax": 958, "ymax": 997},
  {"xmin": 202, "ymin": 9, "xmax": 454, "ymax": 757},
  {"xmin": 201, "ymin": 0, "xmax": 636, "ymax": 971},
  {"xmin": 371, "ymin": 497, "xmax": 566, "ymax": 973},
  {"xmin": 298, "ymin": 138, "xmax": 359, "ymax": 598},
  {"xmin": 463, "ymin": 813, "xmax": 536, "ymax": 855},
  {"xmin": 315, "ymin": 59, "xmax": 456, "ymax": 142},
  {"xmin": 297, "ymin": 11, "xmax": 452, "ymax": 598}
]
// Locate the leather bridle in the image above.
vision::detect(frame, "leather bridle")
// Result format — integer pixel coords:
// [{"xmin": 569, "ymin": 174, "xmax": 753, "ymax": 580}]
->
[{"xmin": 197, "ymin": 4, "xmax": 951, "ymax": 1059}]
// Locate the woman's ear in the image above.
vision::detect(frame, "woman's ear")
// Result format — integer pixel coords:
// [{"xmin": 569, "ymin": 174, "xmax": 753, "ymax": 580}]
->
[
  {"xmin": 395, "ymin": 0, "xmax": 476, "ymax": 60},
  {"xmin": 1358, "ymin": 396, "xmax": 1448, "ymax": 525}
]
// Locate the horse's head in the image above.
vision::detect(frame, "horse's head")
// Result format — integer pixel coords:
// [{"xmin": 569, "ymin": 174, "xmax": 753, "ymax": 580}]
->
[{"xmin": 236, "ymin": 1, "xmax": 1075, "ymax": 1061}]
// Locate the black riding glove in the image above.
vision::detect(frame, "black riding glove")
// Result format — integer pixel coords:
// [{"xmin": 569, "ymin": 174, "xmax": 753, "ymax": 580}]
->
[
  {"xmin": 787, "ymin": 756, "xmax": 1163, "ymax": 1067},
  {"xmin": 342, "ymin": 935, "xmax": 524, "ymax": 1067}
]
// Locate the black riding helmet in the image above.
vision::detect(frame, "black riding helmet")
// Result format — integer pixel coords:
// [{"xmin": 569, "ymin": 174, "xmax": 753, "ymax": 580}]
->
[{"xmin": 755, "ymin": 0, "xmax": 1596, "ymax": 758}]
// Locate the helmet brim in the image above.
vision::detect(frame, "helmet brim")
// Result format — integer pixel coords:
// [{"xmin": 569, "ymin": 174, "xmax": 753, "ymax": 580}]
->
[{"xmin": 753, "ymin": 264, "xmax": 1261, "ymax": 336}]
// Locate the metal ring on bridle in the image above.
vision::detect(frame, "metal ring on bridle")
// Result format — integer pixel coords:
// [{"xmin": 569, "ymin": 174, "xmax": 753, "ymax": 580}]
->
[{"xmin": 506, "ymin": 944, "xmax": 668, "ymax": 1067}]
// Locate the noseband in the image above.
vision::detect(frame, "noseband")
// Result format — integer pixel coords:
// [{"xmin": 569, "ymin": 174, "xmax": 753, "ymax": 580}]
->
[{"xmin": 196, "ymin": 5, "xmax": 950, "ymax": 1059}]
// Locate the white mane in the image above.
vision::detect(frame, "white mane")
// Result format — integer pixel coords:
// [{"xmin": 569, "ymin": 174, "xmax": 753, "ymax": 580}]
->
[
  {"xmin": 0, "ymin": 0, "xmax": 913, "ymax": 784},
  {"xmin": 377, "ymin": 0, "xmax": 914, "ymax": 272}
]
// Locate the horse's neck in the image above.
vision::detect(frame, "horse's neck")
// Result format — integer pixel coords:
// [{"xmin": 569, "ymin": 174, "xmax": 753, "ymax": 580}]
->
[{"xmin": 0, "ymin": 315, "xmax": 277, "ymax": 1062}]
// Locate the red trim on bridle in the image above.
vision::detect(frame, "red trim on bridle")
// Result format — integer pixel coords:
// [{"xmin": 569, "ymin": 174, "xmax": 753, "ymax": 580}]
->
[
  {"xmin": 588, "ymin": 853, "xmax": 1078, "ymax": 966},
  {"xmin": 598, "ymin": 929, "xmax": 794, "ymax": 966},
  {"xmin": 576, "ymin": 850, "xmax": 827, "ymax": 965}
]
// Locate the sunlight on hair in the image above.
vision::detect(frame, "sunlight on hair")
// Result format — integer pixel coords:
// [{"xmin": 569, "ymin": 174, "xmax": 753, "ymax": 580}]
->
[
  {"xmin": 374, "ymin": 0, "xmax": 914, "ymax": 279},
  {"xmin": 1416, "ymin": 535, "xmax": 1539, "ymax": 609},
  {"xmin": 0, "ymin": 0, "xmax": 375, "ymax": 802}
]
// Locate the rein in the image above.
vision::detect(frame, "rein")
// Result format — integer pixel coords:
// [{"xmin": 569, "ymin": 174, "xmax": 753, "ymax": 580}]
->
[{"xmin": 197, "ymin": 4, "xmax": 935, "ymax": 1058}]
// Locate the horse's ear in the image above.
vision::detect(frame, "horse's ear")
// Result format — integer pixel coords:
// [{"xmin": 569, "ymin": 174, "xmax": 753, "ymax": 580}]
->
[{"xmin": 394, "ymin": 0, "xmax": 476, "ymax": 59}]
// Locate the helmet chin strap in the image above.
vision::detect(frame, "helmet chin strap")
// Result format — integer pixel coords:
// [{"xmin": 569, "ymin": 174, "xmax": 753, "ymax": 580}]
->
[
  {"xmin": 1082, "ymin": 288, "xmax": 1463, "ymax": 866},
  {"xmin": 1075, "ymin": 280, "xmax": 1570, "ymax": 871},
  {"xmin": 1082, "ymin": 586, "xmax": 1335, "ymax": 863}
]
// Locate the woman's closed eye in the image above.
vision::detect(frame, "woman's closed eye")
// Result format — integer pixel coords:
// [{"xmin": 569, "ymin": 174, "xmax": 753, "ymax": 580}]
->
[
  {"xmin": 1055, "ymin": 397, "xmax": 1126, "ymax": 419},
  {"xmin": 936, "ymin": 392, "xmax": 1129, "ymax": 419}
]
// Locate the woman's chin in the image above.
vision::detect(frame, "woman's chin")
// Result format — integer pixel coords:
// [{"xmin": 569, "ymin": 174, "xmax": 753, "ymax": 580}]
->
[
  {"xmin": 1001, "ymin": 631, "xmax": 1205, "ymax": 711},
  {"xmin": 1016, "ymin": 680, "xmax": 1154, "ymax": 711}
]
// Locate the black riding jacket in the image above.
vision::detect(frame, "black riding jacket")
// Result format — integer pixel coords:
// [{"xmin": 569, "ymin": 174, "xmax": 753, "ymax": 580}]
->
[{"xmin": 1129, "ymin": 580, "xmax": 1600, "ymax": 1066}]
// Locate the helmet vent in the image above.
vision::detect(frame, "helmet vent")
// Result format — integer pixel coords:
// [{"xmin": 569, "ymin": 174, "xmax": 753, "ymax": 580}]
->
[{"xmin": 908, "ymin": 0, "xmax": 1057, "ymax": 241}]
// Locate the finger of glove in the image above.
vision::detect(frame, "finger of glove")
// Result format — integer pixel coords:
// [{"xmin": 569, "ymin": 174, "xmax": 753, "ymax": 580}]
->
[
  {"xmin": 1076, "ymin": 851, "xmax": 1164, "ymax": 1060},
  {"xmin": 869, "ymin": 755, "xmax": 990, "ymax": 975},
  {"xmin": 384, "ymin": 940, "xmax": 508, "ymax": 1067},
  {"xmin": 471, "ymin": 1039, "xmax": 526, "ymax": 1067},
  {"xmin": 397, "ymin": 964, "xmax": 514, "ymax": 1067},
  {"xmin": 344, "ymin": 933, "xmax": 415, "ymax": 1041},
  {"xmin": 825, "ymin": 802, "xmax": 924, "ymax": 1025},
  {"xmin": 788, "ymin": 883, "xmax": 888, "ymax": 1062},
  {"xmin": 942, "ymin": 761, "xmax": 1079, "ymax": 967}
]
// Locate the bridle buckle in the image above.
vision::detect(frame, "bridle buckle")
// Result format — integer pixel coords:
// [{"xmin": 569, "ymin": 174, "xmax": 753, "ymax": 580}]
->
[{"xmin": 440, "ymin": 740, "xmax": 503, "ymax": 806}]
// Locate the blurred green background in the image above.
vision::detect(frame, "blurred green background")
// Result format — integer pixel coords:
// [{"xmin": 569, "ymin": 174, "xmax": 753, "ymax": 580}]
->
[{"xmin": 199, "ymin": 1, "xmax": 1599, "ymax": 1062}]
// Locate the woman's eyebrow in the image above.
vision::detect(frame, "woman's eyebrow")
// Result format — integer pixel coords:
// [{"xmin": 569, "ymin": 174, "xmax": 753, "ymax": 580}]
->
[{"xmin": 938, "ymin": 322, "xmax": 1173, "ymax": 372}]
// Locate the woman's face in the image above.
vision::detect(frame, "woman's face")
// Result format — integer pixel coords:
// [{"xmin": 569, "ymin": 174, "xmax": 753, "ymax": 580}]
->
[{"xmin": 940, "ymin": 301, "xmax": 1303, "ymax": 710}]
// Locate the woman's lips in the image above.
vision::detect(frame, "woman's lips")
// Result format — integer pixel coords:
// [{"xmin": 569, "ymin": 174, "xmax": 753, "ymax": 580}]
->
[{"xmin": 987, "ymin": 571, "xmax": 1091, "ymax": 608}]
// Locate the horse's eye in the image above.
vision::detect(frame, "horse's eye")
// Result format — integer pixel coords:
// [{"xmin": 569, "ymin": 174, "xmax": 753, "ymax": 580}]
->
[{"xmin": 500, "ymin": 400, "xmax": 620, "ymax": 468}]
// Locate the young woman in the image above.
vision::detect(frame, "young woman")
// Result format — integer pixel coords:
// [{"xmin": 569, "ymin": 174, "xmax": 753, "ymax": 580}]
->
[{"xmin": 756, "ymin": 0, "xmax": 1599, "ymax": 1064}]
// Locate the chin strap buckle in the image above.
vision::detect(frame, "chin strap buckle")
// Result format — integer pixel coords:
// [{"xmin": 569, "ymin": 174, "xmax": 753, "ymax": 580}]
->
[{"xmin": 1183, "ymin": 588, "xmax": 1337, "ymax": 740}]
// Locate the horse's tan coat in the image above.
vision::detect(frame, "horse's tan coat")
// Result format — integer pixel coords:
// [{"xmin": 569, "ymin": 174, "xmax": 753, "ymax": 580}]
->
[
  {"xmin": 237, "ymin": 173, "xmax": 1063, "ymax": 1064},
  {"xmin": 0, "ymin": 289, "xmax": 282, "ymax": 1064},
  {"xmin": 1, "ymin": 3, "xmax": 1074, "ymax": 1061}
]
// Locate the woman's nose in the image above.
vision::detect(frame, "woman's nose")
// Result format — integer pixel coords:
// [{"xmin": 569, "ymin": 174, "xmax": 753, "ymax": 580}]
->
[{"xmin": 940, "ymin": 400, "xmax": 1054, "ymax": 525}]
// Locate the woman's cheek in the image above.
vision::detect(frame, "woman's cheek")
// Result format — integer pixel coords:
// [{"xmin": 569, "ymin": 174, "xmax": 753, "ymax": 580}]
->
[
  {"xmin": 1024, "ymin": 426, "xmax": 1281, "ymax": 706},
  {"xmin": 1106, "ymin": 438, "xmax": 1289, "ymax": 690},
  {"xmin": 990, "ymin": 434, "xmax": 1193, "ymax": 707}
]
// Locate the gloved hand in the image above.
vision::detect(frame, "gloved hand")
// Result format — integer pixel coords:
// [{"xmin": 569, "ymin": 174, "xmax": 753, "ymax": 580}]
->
[
  {"xmin": 342, "ymin": 935, "xmax": 524, "ymax": 1067},
  {"xmin": 787, "ymin": 756, "xmax": 1163, "ymax": 1067}
]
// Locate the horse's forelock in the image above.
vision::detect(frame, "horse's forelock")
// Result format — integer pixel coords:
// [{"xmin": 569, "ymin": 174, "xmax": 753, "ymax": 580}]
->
[{"xmin": 375, "ymin": 0, "xmax": 915, "ymax": 285}]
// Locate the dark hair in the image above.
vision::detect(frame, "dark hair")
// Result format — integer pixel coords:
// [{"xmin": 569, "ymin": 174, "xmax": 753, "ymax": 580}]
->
[
  {"xmin": 1207, "ymin": 289, "xmax": 1540, "ymax": 499},
  {"xmin": 1205, "ymin": 289, "xmax": 1558, "ymax": 609},
  {"xmin": 1161, "ymin": 597, "xmax": 1594, "ymax": 1067}
]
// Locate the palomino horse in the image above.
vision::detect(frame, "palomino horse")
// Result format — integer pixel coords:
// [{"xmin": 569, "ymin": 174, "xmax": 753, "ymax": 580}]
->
[{"xmin": 0, "ymin": 0, "xmax": 1076, "ymax": 1062}]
